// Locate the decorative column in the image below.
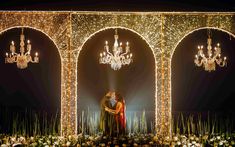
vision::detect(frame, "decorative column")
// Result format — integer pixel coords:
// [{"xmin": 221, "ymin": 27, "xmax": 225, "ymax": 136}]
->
[
  {"xmin": 156, "ymin": 14, "xmax": 171, "ymax": 137},
  {"xmin": 60, "ymin": 13, "xmax": 78, "ymax": 136},
  {"xmin": 61, "ymin": 51, "xmax": 77, "ymax": 136}
]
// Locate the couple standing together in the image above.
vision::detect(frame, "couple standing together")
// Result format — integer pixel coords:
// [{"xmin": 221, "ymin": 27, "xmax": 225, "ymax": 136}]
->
[{"xmin": 100, "ymin": 91, "xmax": 126, "ymax": 136}]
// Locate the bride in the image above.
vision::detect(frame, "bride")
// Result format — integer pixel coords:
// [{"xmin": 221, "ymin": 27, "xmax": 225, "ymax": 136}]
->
[{"xmin": 105, "ymin": 92, "xmax": 126, "ymax": 135}]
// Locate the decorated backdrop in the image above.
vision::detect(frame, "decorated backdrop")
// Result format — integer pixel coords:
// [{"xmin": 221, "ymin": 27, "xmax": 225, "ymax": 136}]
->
[{"xmin": 0, "ymin": 11, "xmax": 234, "ymax": 136}]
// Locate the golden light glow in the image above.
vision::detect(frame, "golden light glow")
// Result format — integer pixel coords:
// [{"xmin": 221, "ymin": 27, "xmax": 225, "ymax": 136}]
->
[{"xmin": 0, "ymin": 11, "xmax": 234, "ymax": 137}]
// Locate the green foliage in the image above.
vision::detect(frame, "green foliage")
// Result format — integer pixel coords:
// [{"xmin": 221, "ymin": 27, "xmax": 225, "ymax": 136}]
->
[
  {"xmin": 172, "ymin": 112, "xmax": 234, "ymax": 136},
  {"xmin": 0, "ymin": 107, "xmax": 60, "ymax": 136}
]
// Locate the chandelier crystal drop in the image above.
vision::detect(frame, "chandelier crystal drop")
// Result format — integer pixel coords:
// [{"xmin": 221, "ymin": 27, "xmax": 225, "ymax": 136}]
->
[
  {"xmin": 5, "ymin": 28, "xmax": 39, "ymax": 69},
  {"xmin": 99, "ymin": 29, "xmax": 133, "ymax": 70},
  {"xmin": 194, "ymin": 30, "xmax": 227, "ymax": 72}
]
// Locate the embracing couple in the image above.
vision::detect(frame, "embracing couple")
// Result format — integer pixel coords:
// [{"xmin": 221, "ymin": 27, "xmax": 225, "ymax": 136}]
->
[{"xmin": 100, "ymin": 91, "xmax": 126, "ymax": 136}]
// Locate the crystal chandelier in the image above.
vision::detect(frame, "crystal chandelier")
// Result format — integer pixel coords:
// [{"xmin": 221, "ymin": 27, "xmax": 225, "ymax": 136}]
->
[
  {"xmin": 194, "ymin": 29, "xmax": 227, "ymax": 72},
  {"xmin": 5, "ymin": 28, "xmax": 39, "ymax": 69},
  {"xmin": 99, "ymin": 29, "xmax": 133, "ymax": 70}
]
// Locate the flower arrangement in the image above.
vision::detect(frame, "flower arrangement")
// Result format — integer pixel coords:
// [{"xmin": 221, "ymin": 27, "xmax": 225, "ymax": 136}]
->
[{"xmin": 0, "ymin": 133, "xmax": 235, "ymax": 146}]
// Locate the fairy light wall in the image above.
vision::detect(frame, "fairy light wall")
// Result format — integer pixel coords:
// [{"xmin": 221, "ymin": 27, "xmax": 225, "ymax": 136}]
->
[{"xmin": 0, "ymin": 11, "xmax": 234, "ymax": 136}]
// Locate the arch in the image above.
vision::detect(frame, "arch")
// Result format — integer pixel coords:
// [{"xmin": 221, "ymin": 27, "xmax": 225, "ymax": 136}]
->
[
  {"xmin": 76, "ymin": 26, "xmax": 158, "ymax": 131},
  {"xmin": 0, "ymin": 26, "xmax": 62, "ymax": 134},
  {"xmin": 170, "ymin": 26, "xmax": 235, "ymax": 135}
]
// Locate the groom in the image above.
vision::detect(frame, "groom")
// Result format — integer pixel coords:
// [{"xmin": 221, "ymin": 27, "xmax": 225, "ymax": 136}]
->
[{"xmin": 100, "ymin": 91, "xmax": 117, "ymax": 136}]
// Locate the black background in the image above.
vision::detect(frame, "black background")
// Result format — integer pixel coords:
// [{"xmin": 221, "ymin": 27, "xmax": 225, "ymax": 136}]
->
[{"xmin": 0, "ymin": 0, "xmax": 235, "ymax": 11}]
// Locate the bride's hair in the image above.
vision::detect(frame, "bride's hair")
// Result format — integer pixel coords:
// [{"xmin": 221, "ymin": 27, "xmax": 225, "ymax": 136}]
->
[{"xmin": 115, "ymin": 93, "xmax": 125, "ymax": 104}]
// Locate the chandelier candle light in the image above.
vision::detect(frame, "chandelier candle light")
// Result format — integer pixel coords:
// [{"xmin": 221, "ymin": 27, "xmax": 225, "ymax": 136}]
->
[
  {"xmin": 99, "ymin": 29, "xmax": 133, "ymax": 70},
  {"xmin": 194, "ymin": 30, "xmax": 227, "ymax": 72},
  {"xmin": 5, "ymin": 28, "xmax": 39, "ymax": 69}
]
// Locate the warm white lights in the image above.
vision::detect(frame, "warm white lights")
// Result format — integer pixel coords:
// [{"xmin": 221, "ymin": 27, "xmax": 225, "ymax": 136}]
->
[
  {"xmin": 194, "ymin": 30, "xmax": 227, "ymax": 72},
  {"xmin": 99, "ymin": 29, "xmax": 133, "ymax": 70},
  {"xmin": 5, "ymin": 28, "xmax": 39, "ymax": 69},
  {"xmin": 0, "ymin": 11, "xmax": 234, "ymax": 137}
]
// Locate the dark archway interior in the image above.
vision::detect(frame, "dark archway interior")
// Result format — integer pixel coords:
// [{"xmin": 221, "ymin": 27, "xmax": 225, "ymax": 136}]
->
[
  {"xmin": 77, "ymin": 28, "xmax": 155, "ymax": 128},
  {"xmin": 172, "ymin": 29, "xmax": 235, "ymax": 118},
  {"xmin": 0, "ymin": 28, "xmax": 61, "ymax": 134}
]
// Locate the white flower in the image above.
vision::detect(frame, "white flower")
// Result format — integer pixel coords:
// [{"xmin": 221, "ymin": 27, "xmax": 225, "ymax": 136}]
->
[
  {"xmin": 66, "ymin": 141, "xmax": 71, "ymax": 146},
  {"xmin": 30, "ymin": 142, "xmax": 38, "ymax": 146},
  {"xmin": 217, "ymin": 136, "xmax": 221, "ymax": 140},
  {"xmin": 13, "ymin": 143, "xmax": 22, "ymax": 147},
  {"xmin": 181, "ymin": 137, "xmax": 187, "ymax": 144},
  {"xmin": 192, "ymin": 141, "xmax": 196, "ymax": 144},
  {"xmin": 58, "ymin": 136, "xmax": 64, "ymax": 141},
  {"xmin": 19, "ymin": 136, "xmax": 25, "ymax": 142},
  {"xmin": 30, "ymin": 136, "xmax": 34, "ymax": 141},
  {"xmin": 177, "ymin": 141, "xmax": 181, "ymax": 145},
  {"xmin": 54, "ymin": 141, "xmax": 59, "ymax": 145},
  {"xmin": 219, "ymin": 141, "xmax": 223, "ymax": 145},
  {"xmin": 173, "ymin": 136, "xmax": 178, "ymax": 141},
  {"xmin": 88, "ymin": 136, "xmax": 94, "ymax": 140},
  {"xmin": 47, "ymin": 140, "xmax": 51, "ymax": 145},
  {"xmin": 190, "ymin": 136, "xmax": 195, "ymax": 140},
  {"xmin": 133, "ymin": 143, "xmax": 138, "ymax": 146},
  {"xmin": 11, "ymin": 137, "xmax": 16, "ymax": 142},
  {"xmin": 85, "ymin": 135, "xmax": 89, "ymax": 139},
  {"xmin": 68, "ymin": 135, "xmax": 72, "ymax": 140}
]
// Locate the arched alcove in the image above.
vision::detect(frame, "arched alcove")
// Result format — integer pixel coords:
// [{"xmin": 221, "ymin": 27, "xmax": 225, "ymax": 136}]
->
[
  {"xmin": 172, "ymin": 28, "xmax": 235, "ymax": 120},
  {"xmin": 0, "ymin": 27, "xmax": 61, "ymax": 135},
  {"xmin": 77, "ymin": 28, "xmax": 155, "ymax": 133}
]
